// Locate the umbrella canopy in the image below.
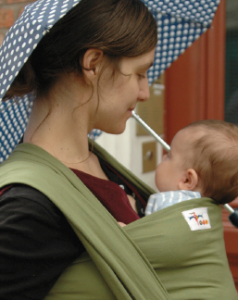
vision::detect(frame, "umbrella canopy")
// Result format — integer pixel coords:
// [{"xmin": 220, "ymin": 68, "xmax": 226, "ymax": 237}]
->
[
  {"xmin": 0, "ymin": 0, "xmax": 221, "ymax": 162},
  {"xmin": 145, "ymin": 0, "xmax": 221, "ymax": 85}
]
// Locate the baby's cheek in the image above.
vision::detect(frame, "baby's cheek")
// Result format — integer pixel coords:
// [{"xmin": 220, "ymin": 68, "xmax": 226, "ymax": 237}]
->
[{"xmin": 155, "ymin": 165, "xmax": 163, "ymax": 189}]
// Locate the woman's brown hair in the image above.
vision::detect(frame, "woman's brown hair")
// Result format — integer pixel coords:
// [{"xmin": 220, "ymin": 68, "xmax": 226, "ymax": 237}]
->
[{"xmin": 4, "ymin": 0, "xmax": 157, "ymax": 100}]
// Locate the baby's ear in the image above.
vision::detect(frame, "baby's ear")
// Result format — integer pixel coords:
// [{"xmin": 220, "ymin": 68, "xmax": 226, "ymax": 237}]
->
[{"xmin": 178, "ymin": 169, "xmax": 198, "ymax": 191}]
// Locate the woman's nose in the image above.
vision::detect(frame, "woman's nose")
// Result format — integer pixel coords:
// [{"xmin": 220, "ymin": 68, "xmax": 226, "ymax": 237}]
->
[{"xmin": 138, "ymin": 80, "xmax": 150, "ymax": 102}]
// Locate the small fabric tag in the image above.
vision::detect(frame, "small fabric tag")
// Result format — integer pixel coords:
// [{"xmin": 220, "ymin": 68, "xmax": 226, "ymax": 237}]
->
[{"xmin": 182, "ymin": 207, "xmax": 211, "ymax": 231}]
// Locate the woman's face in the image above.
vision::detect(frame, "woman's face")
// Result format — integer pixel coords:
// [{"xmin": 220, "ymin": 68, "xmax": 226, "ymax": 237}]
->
[{"xmin": 92, "ymin": 49, "xmax": 155, "ymax": 134}]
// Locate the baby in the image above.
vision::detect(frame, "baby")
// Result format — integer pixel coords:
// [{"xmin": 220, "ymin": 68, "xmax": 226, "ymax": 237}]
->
[
  {"xmin": 119, "ymin": 119, "xmax": 238, "ymax": 299},
  {"xmin": 145, "ymin": 119, "xmax": 238, "ymax": 215},
  {"xmin": 118, "ymin": 119, "xmax": 238, "ymax": 299}
]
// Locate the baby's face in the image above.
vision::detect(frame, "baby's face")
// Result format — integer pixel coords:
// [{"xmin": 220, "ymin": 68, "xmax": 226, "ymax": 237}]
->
[{"xmin": 155, "ymin": 128, "xmax": 191, "ymax": 192}]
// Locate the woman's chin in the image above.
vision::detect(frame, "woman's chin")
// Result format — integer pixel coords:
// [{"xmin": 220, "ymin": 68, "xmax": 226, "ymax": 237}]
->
[
  {"xmin": 104, "ymin": 124, "xmax": 127, "ymax": 135},
  {"xmin": 96, "ymin": 117, "xmax": 129, "ymax": 135}
]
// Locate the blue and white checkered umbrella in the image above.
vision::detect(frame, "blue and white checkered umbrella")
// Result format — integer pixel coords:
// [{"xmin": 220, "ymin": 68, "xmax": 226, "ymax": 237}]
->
[{"xmin": 0, "ymin": 0, "xmax": 220, "ymax": 163}]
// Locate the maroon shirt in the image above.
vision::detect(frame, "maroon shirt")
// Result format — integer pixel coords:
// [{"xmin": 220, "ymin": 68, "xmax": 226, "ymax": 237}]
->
[{"xmin": 72, "ymin": 166, "xmax": 146, "ymax": 224}]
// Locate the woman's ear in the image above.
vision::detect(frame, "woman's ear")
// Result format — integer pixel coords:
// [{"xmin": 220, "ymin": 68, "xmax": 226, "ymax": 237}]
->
[
  {"xmin": 178, "ymin": 168, "xmax": 199, "ymax": 191},
  {"xmin": 82, "ymin": 49, "xmax": 104, "ymax": 79}
]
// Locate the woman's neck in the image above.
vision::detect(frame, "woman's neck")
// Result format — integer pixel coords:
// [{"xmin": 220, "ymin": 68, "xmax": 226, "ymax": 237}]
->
[{"xmin": 24, "ymin": 77, "xmax": 96, "ymax": 169}]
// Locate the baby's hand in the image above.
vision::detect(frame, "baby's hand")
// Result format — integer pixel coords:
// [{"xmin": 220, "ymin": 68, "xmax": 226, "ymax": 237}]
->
[{"xmin": 118, "ymin": 222, "xmax": 126, "ymax": 227}]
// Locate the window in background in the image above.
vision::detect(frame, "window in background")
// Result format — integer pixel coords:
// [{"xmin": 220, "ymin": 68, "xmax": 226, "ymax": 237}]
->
[{"xmin": 224, "ymin": 0, "xmax": 238, "ymax": 124}]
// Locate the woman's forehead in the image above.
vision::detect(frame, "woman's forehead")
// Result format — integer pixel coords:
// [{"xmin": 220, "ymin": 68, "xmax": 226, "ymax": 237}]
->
[{"xmin": 119, "ymin": 49, "xmax": 155, "ymax": 69}]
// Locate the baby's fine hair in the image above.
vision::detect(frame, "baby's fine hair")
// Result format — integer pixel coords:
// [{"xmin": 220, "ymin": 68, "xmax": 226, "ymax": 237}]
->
[{"xmin": 185, "ymin": 120, "xmax": 238, "ymax": 204}]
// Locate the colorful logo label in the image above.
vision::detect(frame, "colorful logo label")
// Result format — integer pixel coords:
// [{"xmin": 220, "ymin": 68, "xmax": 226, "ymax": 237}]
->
[{"xmin": 182, "ymin": 207, "xmax": 211, "ymax": 231}]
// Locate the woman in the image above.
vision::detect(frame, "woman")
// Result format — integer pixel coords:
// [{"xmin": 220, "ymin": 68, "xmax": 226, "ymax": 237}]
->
[
  {"xmin": 0, "ymin": 0, "xmax": 172, "ymax": 299},
  {"xmin": 1, "ymin": 1, "xmax": 237, "ymax": 300}
]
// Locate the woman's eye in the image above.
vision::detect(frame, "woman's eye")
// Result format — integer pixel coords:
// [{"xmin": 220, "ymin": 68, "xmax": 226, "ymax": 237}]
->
[{"xmin": 138, "ymin": 74, "xmax": 146, "ymax": 80}]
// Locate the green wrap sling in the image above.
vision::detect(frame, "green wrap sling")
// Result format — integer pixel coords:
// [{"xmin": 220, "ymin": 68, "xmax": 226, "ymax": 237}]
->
[
  {"xmin": 1, "ymin": 143, "xmax": 237, "ymax": 300},
  {"xmin": 126, "ymin": 198, "xmax": 237, "ymax": 300},
  {"xmin": 0, "ymin": 142, "xmax": 171, "ymax": 300},
  {"xmin": 44, "ymin": 198, "xmax": 237, "ymax": 300}
]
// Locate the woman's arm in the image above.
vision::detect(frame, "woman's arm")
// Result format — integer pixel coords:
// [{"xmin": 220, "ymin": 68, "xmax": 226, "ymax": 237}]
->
[{"xmin": 0, "ymin": 185, "xmax": 84, "ymax": 300}]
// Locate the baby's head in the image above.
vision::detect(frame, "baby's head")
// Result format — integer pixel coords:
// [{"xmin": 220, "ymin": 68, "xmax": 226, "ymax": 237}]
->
[{"xmin": 155, "ymin": 120, "xmax": 238, "ymax": 204}]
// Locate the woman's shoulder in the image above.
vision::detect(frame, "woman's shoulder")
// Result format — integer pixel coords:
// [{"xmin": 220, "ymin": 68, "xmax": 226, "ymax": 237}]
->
[
  {"xmin": 0, "ymin": 184, "xmax": 70, "ymax": 237},
  {"xmin": 0, "ymin": 184, "xmax": 63, "ymax": 220}
]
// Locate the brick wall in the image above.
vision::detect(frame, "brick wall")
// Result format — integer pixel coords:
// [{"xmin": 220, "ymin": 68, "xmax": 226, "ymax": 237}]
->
[{"xmin": 0, "ymin": 0, "xmax": 35, "ymax": 45}]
